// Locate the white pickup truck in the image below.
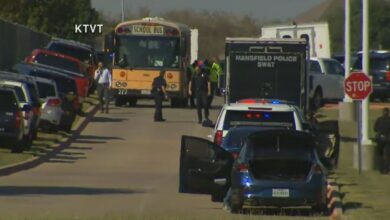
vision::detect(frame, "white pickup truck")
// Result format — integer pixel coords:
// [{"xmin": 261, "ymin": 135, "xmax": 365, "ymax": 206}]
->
[{"xmin": 309, "ymin": 58, "xmax": 345, "ymax": 110}]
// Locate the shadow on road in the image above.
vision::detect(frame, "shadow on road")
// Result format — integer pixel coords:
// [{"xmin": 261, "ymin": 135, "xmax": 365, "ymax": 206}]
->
[
  {"xmin": 76, "ymin": 135, "xmax": 124, "ymax": 141},
  {"xmin": 91, "ymin": 117, "xmax": 128, "ymax": 123},
  {"xmin": 0, "ymin": 186, "xmax": 146, "ymax": 196}
]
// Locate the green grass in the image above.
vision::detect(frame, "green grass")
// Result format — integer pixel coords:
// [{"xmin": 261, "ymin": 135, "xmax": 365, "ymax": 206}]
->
[
  {"xmin": 0, "ymin": 95, "xmax": 98, "ymax": 168},
  {"xmin": 317, "ymin": 106, "xmax": 390, "ymax": 220}
]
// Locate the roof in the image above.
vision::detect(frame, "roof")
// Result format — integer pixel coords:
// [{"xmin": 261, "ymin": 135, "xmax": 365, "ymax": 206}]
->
[
  {"xmin": 31, "ymin": 49, "xmax": 83, "ymax": 65},
  {"xmin": 223, "ymin": 103, "xmax": 297, "ymax": 112},
  {"xmin": 14, "ymin": 63, "xmax": 76, "ymax": 80},
  {"xmin": 49, "ymin": 38, "xmax": 94, "ymax": 51},
  {"xmin": 226, "ymin": 38, "xmax": 306, "ymax": 44},
  {"xmin": 116, "ymin": 17, "xmax": 190, "ymax": 34}
]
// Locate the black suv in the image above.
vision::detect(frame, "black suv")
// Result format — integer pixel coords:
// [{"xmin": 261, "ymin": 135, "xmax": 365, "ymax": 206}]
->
[
  {"xmin": 0, "ymin": 87, "xmax": 25, "ymax": 152},
  {"xmin": 353, "ymin": 51, "xmax": 390, "ymax": 101}
]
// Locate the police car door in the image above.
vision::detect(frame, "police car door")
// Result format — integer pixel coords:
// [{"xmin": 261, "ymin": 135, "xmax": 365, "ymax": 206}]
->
[{"xmin": 179, "ymin": 136, "xmax": 234, "ymax": 194}]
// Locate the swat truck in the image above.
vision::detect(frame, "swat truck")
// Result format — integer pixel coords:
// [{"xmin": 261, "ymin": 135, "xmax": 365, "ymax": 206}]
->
[{"xmin": 224, "ymin": 38, "xmax": 309, "ymax": 113}]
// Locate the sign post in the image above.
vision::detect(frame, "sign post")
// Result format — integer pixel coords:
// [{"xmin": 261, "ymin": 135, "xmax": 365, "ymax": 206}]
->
[{"xmin": 344, "ymin": 72, "xmax": 373, "ymax": 174}]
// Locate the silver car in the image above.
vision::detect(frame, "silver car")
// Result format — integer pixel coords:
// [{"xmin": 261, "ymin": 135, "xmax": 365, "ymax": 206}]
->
[{"xmin": 35, "ymin": 77, "xmax": 64, "ymax": 132}]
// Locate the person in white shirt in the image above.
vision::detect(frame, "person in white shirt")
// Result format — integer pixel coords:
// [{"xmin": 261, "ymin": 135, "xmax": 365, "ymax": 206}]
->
[{"xmin": 94, "ymin": 62, "xmax": 112, "ymax": 113}]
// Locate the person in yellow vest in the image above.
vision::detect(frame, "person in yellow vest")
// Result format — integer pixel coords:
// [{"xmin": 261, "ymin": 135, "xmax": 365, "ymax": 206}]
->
[{"xmin": 208, "ymin": 58, "xmax": 223, "ymax": 108}]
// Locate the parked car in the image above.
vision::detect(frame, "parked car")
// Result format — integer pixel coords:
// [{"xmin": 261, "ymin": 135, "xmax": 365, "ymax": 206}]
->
[
  {"xmin": 210, "ymin": 99, "xmax": 307, "ymax": 146},
  {"xmin": 309, "ymin": 58, "xmax": 345, "ymax": 110},
  {"xmin": 46, "ymin": 38, "xmax": 99, "ymax": 93},
  {"xmin": 179, "ymin": 130, "xmax": 328, "ymax": 214},
  {"xmin": 25, "ymin": 49, "xmax": 90, "ymax": 102},
  {"xmin": 0, "ymin": 87, "xmax": 25, "ymax": 152},
  {"xmin": 14, "ymin": 63, "xmax": 79, "ymax": 132},
  {"xmin": 35, "ymin": 77, "xmax": 63, "ymax": 132},
  {"xmin": 353, "ymin": 51, "xmax": 390, "ymax": 101},
  {"xmin": 0, "ymin": 71, "xmax": 41, "ymax": 140}
]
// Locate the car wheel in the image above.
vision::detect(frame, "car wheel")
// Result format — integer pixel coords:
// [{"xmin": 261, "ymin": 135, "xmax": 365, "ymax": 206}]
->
[
  {"xmin": 115, "ymin": 96, "xmax": 126, "ymax": 107},
  {"xmin": 230, "ymin": 189, "xmax": 243, "ymax": 213},
  {"xmin": 11, "ymin": 141, "xmax": 24, "ymax": 153},
  {"xmin": 128, "ymin": 98, "xmax": 137, "ymax": 107},
  {"xmin": 211, "ymin": 190, "xmax": 225, "ymax": 202},
  {"xmin": 22, "ymin": 134, "xmax": 33, "ymax": 150},
  {"xmin": 311, "ymin": 89, "xmax": 323, "ymax": 111}
]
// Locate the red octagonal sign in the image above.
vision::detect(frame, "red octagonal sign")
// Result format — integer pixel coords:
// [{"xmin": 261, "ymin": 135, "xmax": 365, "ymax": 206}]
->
[{"xmin": 344, "ymin": 72, "xmax": 373, "ymax": 100}]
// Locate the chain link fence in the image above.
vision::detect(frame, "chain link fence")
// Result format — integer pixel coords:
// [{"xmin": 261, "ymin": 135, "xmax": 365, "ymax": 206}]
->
[{"xmin": 0, "ymin": 18, "xmax": 51, "ymax": 71}]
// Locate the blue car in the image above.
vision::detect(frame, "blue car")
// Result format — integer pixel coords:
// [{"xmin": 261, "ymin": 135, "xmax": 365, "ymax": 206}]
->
[
  {"xmin": 179, "ymin": 129, "xmax": 328, "ymax": 214},
  {"xmin": 229, "ymin": 130, "xmax": 328, "ymax": 213}
]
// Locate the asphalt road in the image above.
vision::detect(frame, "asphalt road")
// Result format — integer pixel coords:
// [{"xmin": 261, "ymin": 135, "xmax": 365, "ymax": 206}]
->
[{"xmin": 0, "ymin": 99, "xmax": 328, "ymax": 220}]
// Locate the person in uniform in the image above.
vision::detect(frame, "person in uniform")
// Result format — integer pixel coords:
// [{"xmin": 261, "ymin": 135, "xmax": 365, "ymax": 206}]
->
[
  {"xmin": 187, "ymin": 60, "xmax": 198, "ymax": 108},
  {"xmin": 189, "ymin": 65, "xmax": 211, "ymax": 123},
  {"xmin": 152, "ymin": 70, "xmax": 168, "ymax": 122},
  {"xmin": 374, "ymin": 107, "xmax": 390, "ymax": 173},
  {"xmin": 94, "ymin": 62, "xmax": 112, "ymax": 113}
]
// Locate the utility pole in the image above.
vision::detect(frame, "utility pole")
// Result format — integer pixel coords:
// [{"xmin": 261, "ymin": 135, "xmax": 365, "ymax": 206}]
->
[
  {"xmin": 344, "ymin": 0, "xmax": 352, "ymax": 102},
  {"xmin": 121, "ymin": 0, "xmax": 125, "ymax": 22},
  {"xmin": 362, "ymin": 0, "xmax": 371, "ymax": 145}
]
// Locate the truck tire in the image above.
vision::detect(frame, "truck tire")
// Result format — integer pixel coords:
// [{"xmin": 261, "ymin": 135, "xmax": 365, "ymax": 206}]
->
[
  {"xmin": 115, "ymin": 96, "xmax": 126, "ymax": 107},
  {"xmin": 311, "ymin": 89, "xmax": 323, "ymax": 111},
  {"xmin": 171, "ymin": 98, "xmax": 188, "ymax": 108},
  {"xmin": 128, "ymin": 98, "xmax": 137, "ymax": 107}
]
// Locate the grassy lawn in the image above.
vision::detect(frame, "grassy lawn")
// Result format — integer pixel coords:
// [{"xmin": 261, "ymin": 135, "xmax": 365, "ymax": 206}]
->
[
  {"xmin": 317, "ymin": 105, "xmax": 390, "ymax": 220},
  {"xmin": 0, "ymin": 95, "xmax": 98, "ymax": 168}
]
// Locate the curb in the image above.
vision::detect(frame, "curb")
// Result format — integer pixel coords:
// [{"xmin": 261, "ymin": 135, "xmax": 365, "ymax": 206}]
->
[
  {"xmin": 0, "ymin": 104, "xmax": 99, "ymax": 176},
  {"xmin": 327, "ymin": 178, "xmax": 343, "ymax": 220}
]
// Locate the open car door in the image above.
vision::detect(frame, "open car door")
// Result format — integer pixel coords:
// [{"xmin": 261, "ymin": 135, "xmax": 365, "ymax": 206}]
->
[{"xmin": 179, "ymin": 136, "xmax": 234, "ymax": 196}]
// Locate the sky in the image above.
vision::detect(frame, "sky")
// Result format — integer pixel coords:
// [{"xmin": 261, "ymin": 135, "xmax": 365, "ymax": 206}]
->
[{"xmin": 91, "ymin": 0, "xmax": 326, "ymax": 21}]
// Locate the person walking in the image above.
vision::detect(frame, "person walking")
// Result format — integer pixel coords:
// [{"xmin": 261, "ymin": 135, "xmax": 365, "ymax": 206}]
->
[
  {"xmin": 152, "ymin": 70, "xmax": 168, "ymax": 122},
  {"xmin": 374, "ymin": 107, "xmax": 390, "ymax": 174},
  {"xmin": 95, "ymin": 62, "xmax": 112, "ymax": 113},
  {"xmin": 189, "ymin": 65, "xmax": 211, "ymax": 124},
  {"xmin": 209, "ymin": 57, "xmax": 223, "ymax": 107}
]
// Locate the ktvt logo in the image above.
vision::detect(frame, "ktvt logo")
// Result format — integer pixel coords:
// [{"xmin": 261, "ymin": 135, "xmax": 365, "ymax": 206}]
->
[{"xmin": 74, "ymin": 24, "xmax": 103, "ymax": 34}]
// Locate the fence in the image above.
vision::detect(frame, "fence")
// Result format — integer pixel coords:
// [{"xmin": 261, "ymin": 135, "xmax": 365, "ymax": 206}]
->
[{"xmin": 0, "ymin": 18, "xmax": 51, "ymax": 70}]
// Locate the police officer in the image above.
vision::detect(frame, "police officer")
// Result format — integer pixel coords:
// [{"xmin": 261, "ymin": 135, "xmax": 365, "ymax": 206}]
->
[
  {"xmin": 374, "ymin": 107, "xmax": 390, "ymax": 173},
  {"xmin": 152, "ymin": 70, "xmax": 168, "ymax": 122},
  {"xmin": 187, "ymin": 60, "xmax": 198, "ymax": 108},
  {"xmin": 189, "ymin": 65, "xmax": 211, "ymax": 124},
  {"xmin": 95, "ymin": 62, "xmax": 112, "ymax": 113}
]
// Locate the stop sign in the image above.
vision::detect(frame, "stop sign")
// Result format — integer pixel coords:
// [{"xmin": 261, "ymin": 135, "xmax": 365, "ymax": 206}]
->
[{"xmin": 344, "ymin": 72, "xmax": 373, "ymax": 100}]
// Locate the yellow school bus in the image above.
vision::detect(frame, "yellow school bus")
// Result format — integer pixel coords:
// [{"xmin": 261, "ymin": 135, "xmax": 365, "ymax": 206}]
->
[{"xmin": 108, "ymin": 17, "xmax": 191, "ymax": 107}]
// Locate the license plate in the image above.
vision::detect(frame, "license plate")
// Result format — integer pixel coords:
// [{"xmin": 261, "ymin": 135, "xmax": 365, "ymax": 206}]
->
[
  {"xmin": 272, "ymin": 189, "xmax": 289, "ymax": 198},
  {"xmin": 118, "ymin": 89, "xmax": 127, "ymax": 95},
  {"xmin": 141, "ymin": 90, "xmax": 151, "ymax": 95}
]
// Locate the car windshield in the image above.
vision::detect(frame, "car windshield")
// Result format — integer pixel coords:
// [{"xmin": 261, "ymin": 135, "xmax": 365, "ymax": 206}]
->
[
  {"xmin": 323, "ymin": 59, "xmax": 344, "ymax": 75},
  {"xmin": 0, "ymin": 91, "xmax": 18, "ymax": 110},
  {"xmin": 222, "ymin": 127, "xmax": 281, "ymax": 150},
  {"xmin": 49, "ymin": 43, "xmax": 94, "ymax": 64},
  {"xmin": 34, "ymin": 53, "xmax": 82, "ymax": 74},
  {"xmin": 354, "ymin": 57, "xmax": 390, "ymax": 71},
  {"xmin": 37, "ymin": 82, "xmax": 56, "ymax": 99},
  {"xmin": 223, "ymin": 110, "xmax": 295, "ymax": 130},
  {"xmin": 115, "ymin": 36, "xmax": 180, "ymax": 69}
]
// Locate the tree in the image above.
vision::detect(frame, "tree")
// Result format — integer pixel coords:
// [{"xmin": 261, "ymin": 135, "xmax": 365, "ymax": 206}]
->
[
  {"xmin": 323, "ymin": 0, "xmax": 390, "ymax": 53},
  {"xmin": 0, "ymin": 0, "xmax": 100, "ymax": 42}
]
